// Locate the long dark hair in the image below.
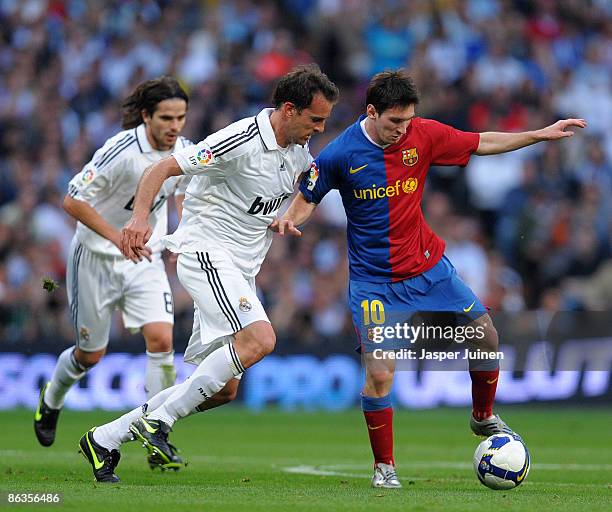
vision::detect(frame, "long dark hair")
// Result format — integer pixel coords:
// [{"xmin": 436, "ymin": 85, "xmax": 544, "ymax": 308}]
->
[{"xmin": 121, "ymin": 76, "xmax": 188, "ymax": 129}]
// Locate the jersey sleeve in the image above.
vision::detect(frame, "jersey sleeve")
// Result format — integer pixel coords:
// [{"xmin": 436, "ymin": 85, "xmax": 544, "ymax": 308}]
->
[
  {"xmin": 172, "ymin": 139, "xmax": 194, "ymax": 195},
  {"xmin": 293, "ymin": 147, "xmax": 314, "ymax": 186},
  {"xmin": 298, "ymin": 146, "xmax": 340, "ymax": 204},
  {"xmin": 67, "ymin": 136, "xmax": 130, "ymax": 203},
  {"xmin": 172, "ymin": 124, "xmax": 255, "ymax": 179},
  {"xmin": 424, "ymin": 119, "xmax": 480, "ymax": 167},
  {"xmin": 173, "ymin": 175, "xmax": 191, "ymax": 196}
]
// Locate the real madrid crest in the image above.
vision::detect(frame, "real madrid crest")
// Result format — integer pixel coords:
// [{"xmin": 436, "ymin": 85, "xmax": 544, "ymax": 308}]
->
[
  {"xmin": 79, "ymin": 326, "xmax": 90, "ymax": 342},
  {"xmin": 402, "ymin": 147, "xmax": 418, "ymax": 166},
  {"xmin": 238, "ymin": 296, "xmax": 252, "ymax": 313}
]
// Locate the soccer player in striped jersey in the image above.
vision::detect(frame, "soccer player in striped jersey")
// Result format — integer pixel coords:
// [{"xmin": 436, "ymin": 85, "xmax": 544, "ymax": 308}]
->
[
  {"xmin": 273, "ymin": 70, "xmax": 586, "ymax": 488},
  {"xmin": 79, "ymin": 65, "xmax": 339, "ymax": 482},
  {"xmin": 35, "ymin": 77, "xmax": 194, "ymax": 459}
]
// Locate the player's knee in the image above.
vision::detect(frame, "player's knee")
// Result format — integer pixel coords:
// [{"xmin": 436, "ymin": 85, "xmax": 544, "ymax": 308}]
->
[
  {"xmin": 143, "ymin": 323, "xmax": 174, "ymax": 353},
  {"xmin": 366, "ymin": 370, "xmax": 394, "ymax": 392},
  {"xmin": 237, "ymin": 321, "xmax": 276, "ymax": 362},
  {"xmin": 364, "ymin": 357, "xmax": 395, "ymax": 386},
  {"xmin": 253, "ymin": 330, "xmax": 276, "ymax": 359},
  {"xmin": 74, "ymin": 348, "xmax": 105, "ymax": 368},
  {"xmin": 146, "ymin": 335, "xmax": 173, "ymax": 353},
  {"xmin": 486, "ymin": 325, "xmax": 499, "ymax": 348},
  {"xmin": 472, "ymin": 315, "xmax": 498, "ymax": 351}
]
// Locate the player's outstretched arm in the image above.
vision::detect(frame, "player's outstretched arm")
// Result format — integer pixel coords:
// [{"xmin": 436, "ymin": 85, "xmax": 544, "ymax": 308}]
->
[
  {"xmin": 475, "ymin": 118, "xmax": 587, "ymax": 156},
  {"xmin": 121, "ymin": 156, "xmax": 183, "ymax": 260},
  {"xmin": 269, "ymin": 192, "xmax": 317, "ymax": 237}
]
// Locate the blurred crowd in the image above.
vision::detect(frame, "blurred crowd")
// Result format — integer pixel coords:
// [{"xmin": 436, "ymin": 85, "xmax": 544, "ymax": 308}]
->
[{"xmin": 0, "ymin": 0, "xmax": 610, "ymax": 352}]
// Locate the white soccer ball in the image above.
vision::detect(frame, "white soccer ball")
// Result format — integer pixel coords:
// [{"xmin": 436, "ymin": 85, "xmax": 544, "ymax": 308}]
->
[{"xmin": 473, "ymin": 433, "xmax": 530, "ymax": 490}]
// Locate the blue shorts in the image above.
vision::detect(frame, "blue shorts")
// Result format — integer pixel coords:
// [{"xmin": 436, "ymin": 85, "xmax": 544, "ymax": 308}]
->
[{"xmin": 349, "ymin": 255, "xmax": 486, "ymax": 353}]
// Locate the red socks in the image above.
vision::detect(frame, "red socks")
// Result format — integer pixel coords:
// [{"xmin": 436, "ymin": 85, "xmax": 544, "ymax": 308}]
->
[
  {"xmin": 469, "ymin": 368, "xmax": 499, "ymax": 421},
  {"xmin": 360, "ymin": 368, "xmax": 499, "ymax": 467},
  {"xmin": 363, "ymin": 407, "xmax": 394, "ymax": 465}
]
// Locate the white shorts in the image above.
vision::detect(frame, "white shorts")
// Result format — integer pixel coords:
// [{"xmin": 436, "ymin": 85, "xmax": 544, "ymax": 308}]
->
[
  {"xmin": 67, "ymin": 238, "xmax": 174, "ymax": 352},
  {"xmin": 177, "ymin": 249, "xmax": 269, "ymax": 366}
]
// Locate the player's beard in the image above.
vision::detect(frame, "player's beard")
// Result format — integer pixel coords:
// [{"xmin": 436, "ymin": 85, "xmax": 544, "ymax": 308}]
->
[
  {"xmin": 287, "ymin": 133, "xmax": 306, "ymax": 146},
  {"xmin": 297, "ymin": 132, "xmax": 311, "ymax": 146},
  {"xmin": 164, "ymin": 132, "xmax": 178, "ymax": 147},
  {"xmin": 154, "ymin": 131, "xmax": 177, "ymax": 151}
]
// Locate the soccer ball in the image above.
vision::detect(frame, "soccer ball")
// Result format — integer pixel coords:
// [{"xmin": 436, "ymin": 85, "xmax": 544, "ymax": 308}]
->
[{"xmin": 473, "ymin": 434, "xmax": 530, "ymax": 490}]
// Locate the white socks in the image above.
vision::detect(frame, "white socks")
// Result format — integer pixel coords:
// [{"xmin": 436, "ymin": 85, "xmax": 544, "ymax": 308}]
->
[
  {"xmin": 44, "ymin": 347, "xmax": 87, "ymax": 409},
  {"xmin": 147, "ymin": 343, "xmax": 243, "ymax": 427},
  {"xmin": 145, "ymin": 350, "xmax": 176, "ymax": 399},
  {"xmin": 44, "ymin": 348, "xmax": 176, "ymax": 410},
  {"xmin": 93, "ymin": 343, "xmax": 244, "ymax": 450},
  {"xmin": 93, "ymin": 383, "xmax": 179, "ymax": 450}
]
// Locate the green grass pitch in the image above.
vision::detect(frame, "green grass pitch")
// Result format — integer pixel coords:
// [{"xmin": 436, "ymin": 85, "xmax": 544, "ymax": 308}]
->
[{"xmin": 1, "ymin": 407, "xmax": 611, "ymax": 511}]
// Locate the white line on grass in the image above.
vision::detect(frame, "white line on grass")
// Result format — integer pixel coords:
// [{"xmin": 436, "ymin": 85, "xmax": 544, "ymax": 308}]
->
[
  {"xmin": 281, "ymin": 464, "xmax": 612, "ymax": 488},
  {"xmin": 2, "ymin": 449, "xmax": 610, "ymax": 487}
]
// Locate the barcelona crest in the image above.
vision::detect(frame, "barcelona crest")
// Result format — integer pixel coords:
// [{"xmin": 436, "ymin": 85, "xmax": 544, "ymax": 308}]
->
[{"xmin": 402, "ymin": 147, "xmax": 418, "ymax": 166}]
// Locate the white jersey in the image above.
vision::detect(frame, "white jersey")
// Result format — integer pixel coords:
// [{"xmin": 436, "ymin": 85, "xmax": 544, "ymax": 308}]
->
[
  {"xmin": 166, "ymin": 108, "xmax": 313, "ymax": 277},
  {"xmin": 68, "ymin": 124, "xmax": 192, "ymax": 255}
]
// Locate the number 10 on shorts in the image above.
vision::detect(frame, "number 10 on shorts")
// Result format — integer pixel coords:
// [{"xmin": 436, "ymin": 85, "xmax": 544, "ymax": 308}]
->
[{"xmin": 360, "ymin": 299, "xmax": 385, "ymax": 325}]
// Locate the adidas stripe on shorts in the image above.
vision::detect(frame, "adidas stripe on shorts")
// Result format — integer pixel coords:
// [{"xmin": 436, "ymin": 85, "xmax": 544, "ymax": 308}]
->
[{"xmin": 177, "ymin": 247, "xmax": 269, "ymax": 368}]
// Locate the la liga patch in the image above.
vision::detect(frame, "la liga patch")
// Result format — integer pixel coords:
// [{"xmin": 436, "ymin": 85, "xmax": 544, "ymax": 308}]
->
[
  {"xmin": 82, "ymin": 168, "xmax": 95, "ymax": 184},
  {"xmin": 196, "ymin": 148, "xmax": 213, "ymax": 166}
]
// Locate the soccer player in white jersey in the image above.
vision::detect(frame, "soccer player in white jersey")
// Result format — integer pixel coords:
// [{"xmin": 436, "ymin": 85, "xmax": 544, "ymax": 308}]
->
[
  {"xmin": 34, "ymin": 77, "xmax": 192, "ymax": 452},
  {"xmin": 78, "ymin": 65, "xmax": 339, "ymax": 482}
]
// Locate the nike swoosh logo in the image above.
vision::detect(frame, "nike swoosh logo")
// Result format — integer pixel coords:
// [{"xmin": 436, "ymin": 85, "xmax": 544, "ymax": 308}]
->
[
  {"xmin": 86, "ymin": 430, "xmax": 104, "ymax": 470},
  {"xmin": 367, "ymin": 424, "xmax": 386, "ymax": 430},
  {"xmin": 141, "ymin": 419, "xmax": 158, "ymax": 434},
  {"xmin": 463, "ymin": 301, "xmax": 476, "ymax": 312},
  {"xmin": 34, "ymin": 383, "xmax": 49, "ymax": 421},
  {"xmin": 486, "ymin": 377, "xmax": 498, "ymax": 385},
  {"xmin": 349, "ymin": 164, "xmax": 368, "ymax": 174}
]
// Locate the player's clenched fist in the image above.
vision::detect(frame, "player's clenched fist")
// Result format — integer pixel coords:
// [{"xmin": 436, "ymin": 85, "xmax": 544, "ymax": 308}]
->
[{"xmin": 121, "ymin": 215, "xmax": 153, "ymax": 262}]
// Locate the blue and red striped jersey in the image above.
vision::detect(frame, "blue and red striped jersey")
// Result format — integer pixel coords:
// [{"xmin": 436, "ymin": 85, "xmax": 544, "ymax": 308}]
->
[{"xmin": 300, "ymin": 116, "xmax": 480, "ymax": 283}]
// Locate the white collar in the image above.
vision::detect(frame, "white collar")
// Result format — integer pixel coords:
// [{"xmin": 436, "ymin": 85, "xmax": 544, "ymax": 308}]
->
[
  {"xmin": 360, "ymin": 118, "xmax": 389, "ymax": 149},
  {"xmin": 135, "ymin": 123, "xmax": 154, "ymax": 153},
  {"xmin": 256, "ymin": 108, "xmax": 289, "ymax": 151}
]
